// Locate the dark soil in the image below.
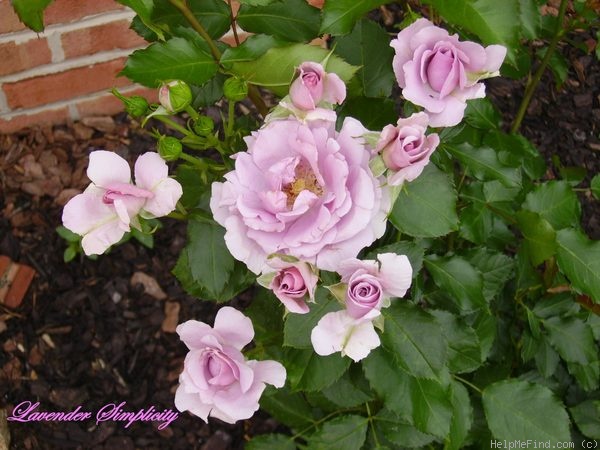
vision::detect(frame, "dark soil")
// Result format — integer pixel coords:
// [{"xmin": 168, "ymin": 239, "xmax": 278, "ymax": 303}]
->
[{"xmin": 1, "ymin": 25, "xmax": 599, "ymax": 450}]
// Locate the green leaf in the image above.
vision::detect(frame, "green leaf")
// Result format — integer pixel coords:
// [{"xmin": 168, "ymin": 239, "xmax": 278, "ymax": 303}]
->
[
  {"xmin": 568, "ymin": 361, "xmax": 600, "ymax": 392},
  {"xmin": 446, "ymin": 380, "xmax": 473, "ymax": 450},
  {"xmin": 373, "ymin": 409, "xmax": 435, "ymax": 448},
  {"xmin": 484, "ymin": 131, "xmax": 545, "ymax": 181},
  {"xmin": 544, "ymin": 316, "xmax": 598, "ymax": 365},
  {"xmin": 237, "ymin": 0, "xmax": 320, "ymax": 42},
  {"xmin": 459, "ymin": 198, "xmax": 494, "ymax": 245},
  {"xmin": 518, "ymin": 0, "xmax": 541, "ymax": 39},
  {"xmin": 410, "ymin": 376, "xmax": 453, "ymax": 439},
  {"xmin": 320, "ymin": 0, "xmax": 388, "ymax": 35},
  {"xmin": 172, "ymin": 220, "xmax": 254, "ymax": 302},
  {"xmin": 482, "ymin": 380, "xmax": 571, "ymax": 442},
  {"xmin": 381, "ymin": 302, "xmax": 447, "ymax": 378},
  {"xmin": 245, "ymin": 289, "xmax": 284, "ymax": 357},
  {"xmin": 534, "ymin": 338, "xmax": 560, "ymax": 378},
  {"xmin": 284, "ymin": 288, "xmax": 338, "ymax": 348},
  {"xmin": 10, "ymin": 0, "xmax": 52, "ymax": 32},
  {"xmin": 334, "ymin": 19, "xmax": 395, "ymax": 97},
  {"xmin": 445, "ymin": 142, "xmax": 522, "ymax": 188},
  {"xmin": 516, "ymin": 210, "xmax": 557, "ymax": 266},
  {"xmin": 285, "ymin": 347, "xmax": 351, "ymax": 391},
  {"xmin": 431, "ymin": 310, "xmax": 483, "ymax": 373},
  {"xmin": 423, "ymin": 0, "xmax": 519, "ymax": 65},
  {"xmin": 63, "ymin": 246, "xmax": 77, "ymax": 263},
  {"xmin": 151, "ymin": 0, "xmax": 231, "ymax": 39},
  {"xmin": 464, "ymin": 98, "xmax": 501, "ymax": 129},
  {"xmin": 322, "ymin": 367, "xmax": 373, "ymax": 408},
  {"xmin": 425, "ymin": 256, "xmax": 487, "ymax": 312},
  {"xmin": 337, "ymin": 97, "xmax": 397, "ymax": 130},
  {"xmin": 261, "ymin": 385, "xmax": 315, "ymax": 429},
  {"xmin": 230, "ymin": 44, "xmax": 358, "ymax": 96},
  {"xmin": 238, "ymin": 0, "xmax": 277, "ymax": 5},
  {"xmin": 466, "ymin": 248, "xmax": 514, "ymax": 302},
  {"xmin": 221, "ymin": 34, "xmax": 286, "ymax": 65},
  {"xmin": 483, "ymin": 180, "xmax": 521, "ymax": 203},
  {"xmin": 556, "ymin": 228, "xmax": 600, "ymax": 301},
  {"xmin": 308, "ymin": 415, "xmax": 368, "ymax": 450},
  {"xmin": 121, "ymin": 37, "xmax": 218, "ymax": 87},
  {"xmin": 56, "ymin": 225, "xmax": 81, "ymax": 243},
  {"xmin": 592, "ymin": 174, "xmax": 600, "ymax": 200},
  {"xmin": 246, "ymin": 434, "xmax": 295, "ymax": 450},
  {"xmin": 522, "ymin": 181, "xmax": 581, "ymax": 230},
  {"xmin": 570, "ymin": 400, "xmax": 600, "ymax": 439},
  {"xmin": 390, "ymin": 165, "xmax": 459, "ymax": 238}
]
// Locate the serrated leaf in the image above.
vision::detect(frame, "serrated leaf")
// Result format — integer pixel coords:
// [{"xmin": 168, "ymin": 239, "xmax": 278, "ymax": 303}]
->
[
  {"xmin": 337, "ymin": 97, "xmax": 397, "ymax": 130},
  {"xmin": 432, "ymin": 310, "xmax": 483, "ymax": 374},
  {"xmin": 425, "ymin": 256, "xmax": 487, "ymax": 312},
  {"xmin": 570, "ymin": 400, "xmax": 600, "ymax": 439},
  {"xmin": 335, "ymin": 19, "xmax": 395, "ymax": 97},
  {"xmin": 322, "ymin": 368, "xmax": 373, "ymax": 408},
  {"xmin": 11, "ymin": 0, "xmax": 52, "ymax": 32},
  {"xmin": 518, "ymin": 0, "xmax": 541, "ymax": 39},
  {"xmin": 544, "ymin": 316, "xmax": 598, "ymax": 365},
  {"xmin": 285, "ymin": 347, "xmax": 350, "ymax": 391},
  {"xmin": 464, "ymin": 98, "xmax": 501, "ymax": 129},
  {"xmin": 535, "ymin": 338, "xmax": 560, "ymax": 378},
  {"xmin": 446, "ymin": 380, "xmax": 473, "ymax": 450},
  {"xmin": 284, "ymin": 288, "xmax": 338, "ymax": 348},
  {"xmin": 221, "ymin": 34, "xmax": 286, "ymax": 65},
  {"xmin": 373, "ymin": 409, "xmax": 436, "ymax": 448},
  {"xmin": 484, "ymin": 131, "xmax": 545, "ymax": 181},
  {"xmin": 381, "ymin": 302, "xmax": 447, "ymax": 378},
  {"xmin": 568, "ymin": 361, "xmax": 600, "ymax": 392},
  {"xmin": 320, "ymin": 0, "xmax": 388, "ymax": 35},
  {"xmin": 260, "ymin": 386, "xmax": 315, "ymax": 429},
  {"xmin": 516, "ymin": 210, "xmax": 557, "ymax": 266},
  {"xmin": 446, "ymin": 142, "xmax": 522, "ymax": 188},
  {"xmin": 150, "ymin": 0, "xmax": 231, "ymax": 39},
  {"xmin": 522, "ymin": 181, "xmax": 581, "ymax": 230},
  {"xmin": 390, "ymin": 165, "xmax": 459, "ymax": 238},
  {"xmin": 556, "ymin": 228, "xmax": 600, "ymax": 301},
  {"xmin": 246, "ymin": 434, "xmax": 295, "ymax": 450},
  {"xmin": 410, "ymin": 376, "xmax": 453, "ymax": 438},
  {"xmin": 467, "ymin": 248, "xmax": 514, "ymax": 302},
  {"xmin": 482, "ymin": 380, "xmax": 571, "ymax": 442},
  {"xmin": 230, "ymin": 43, "xmax": 358, "ymax": 96},
  {"xmin": 308, "ymin": 415, "xmax": 368, "ymax": 450},
  {"xmin": 121, "ymin": 37, "xmax": 218, "ymax": 87},
  {"xmin": 237, "ymin": 0, "xmax": 320, "ymax": 41}
]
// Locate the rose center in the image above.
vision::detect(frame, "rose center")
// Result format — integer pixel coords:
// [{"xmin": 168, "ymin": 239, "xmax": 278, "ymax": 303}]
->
[
  {"xmin": 282, "ymin": 162, "xmax": 323, "ymax": 209},
  {"xmin": 102, "ymin": 182, "xmax": 154, "ymax": 205}
]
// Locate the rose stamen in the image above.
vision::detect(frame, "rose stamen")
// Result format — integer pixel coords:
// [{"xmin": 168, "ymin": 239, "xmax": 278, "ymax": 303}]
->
[{"xmin": 282, "ymin": 163, "xmax": 323, "ymax": 209}]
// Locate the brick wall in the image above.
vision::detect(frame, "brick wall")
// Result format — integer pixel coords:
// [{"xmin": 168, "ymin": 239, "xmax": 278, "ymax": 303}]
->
[{"xmin": 0, "ymin": 0, "xmax": 156, "ymax": 133}]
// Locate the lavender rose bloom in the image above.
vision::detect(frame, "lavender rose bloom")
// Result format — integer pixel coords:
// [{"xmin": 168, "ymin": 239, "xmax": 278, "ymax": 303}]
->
[
  {"xmin": 175, "ymin": 307, "xmax": 286, "ymax": 423},
  {"xmin": 289, "ymin": 62, "xmax": 346, "ymax": 110},
  {"xmin": 377, "ymin": 112, "xmax": 440, "ymax": 186},
  {"xmin": 210, "ymin": 118, "xmax": 389, "ymax": 273},
  {"xmin": 265, "ymin": 257, "xmax": 318, "ymax": 314},
  {"xmin": 339, "ymin": 252, "xmax": 413, "ymax": 318},
  {"xmin": 391, "ymin": 18, "xmax": 507, "ymax": 127}
]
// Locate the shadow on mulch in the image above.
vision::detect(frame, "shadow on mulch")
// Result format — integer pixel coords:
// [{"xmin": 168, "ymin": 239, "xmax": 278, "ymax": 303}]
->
[{"xmin": 1, "ymin": 27, "xmax": 599, "ymax": 450}]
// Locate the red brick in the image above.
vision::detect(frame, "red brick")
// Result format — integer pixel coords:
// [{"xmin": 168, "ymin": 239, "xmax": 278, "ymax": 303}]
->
[
  {"xmin": 0, "ymin": 1, "xmax": 27, "ymax": 33},
  {"xmin": 0, "ymin": 38, "xmax": 52, "ymax": 77},
  {"xmin": 61, "ymin": 20, "xmax": 145, "ymax": 59},
  {"xmin": 75, "ymin": 85, "xmax": 158, "ymax": 117},
  {"xmin": 4, "ymin": 58, "xmax": 130, "ymax": 110},
  {"xmin": 0, "ymin": 107, "xmax": 70, "ymax": 134},
  {"xmin": 44, "ymin": 0, "xmax": 125, "ymax": 26}
]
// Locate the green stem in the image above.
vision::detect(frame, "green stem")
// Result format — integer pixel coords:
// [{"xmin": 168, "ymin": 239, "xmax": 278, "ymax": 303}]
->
[
  {"xmin": 155, "ymin": 115, "xmax": 193, "ymax": 137},
  {"xmin": 167, "ymin": 0, "xmax": 221, "ymax": 62},
  {"xmin": 366, "ymin": 402, "xmax": 380, "ymax": 448},
  {"xmin": 179, "ymin": 152, "xmax": 205, "ymax": 167},
  {"xmin": 248, "ymin": 84, "xmax": 269, "ymax": 117},
  {"xmin": 167, "ymin": 211, "xmax": 186, "ymax": 220},
  {"xmin": 226, "ymin": 100, "xmax": 235, "ymax": 138},
  {"xmin": 453, "ymin": 375, "xmax": 482, "ymax": 394},
  {"xmin": 185, "ymin": 105, "xmax": 200, "ymax": 121},
  {"xmin": 510, "ymin": 0, "xmax": 568, "ymax": 133}
]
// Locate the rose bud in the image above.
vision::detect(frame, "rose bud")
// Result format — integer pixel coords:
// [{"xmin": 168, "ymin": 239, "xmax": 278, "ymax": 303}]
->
[
  {"xmin": 159, "ymin": 80, "xmax": 192, "ymax": 113},
  {"xmin": 193, "ymin": 116, "xmax": 215, "ymax": 136},
  {"xmin": 111, "ymin": 88, "xmax": 149, "ymax": 118},
  {"xmin": 158, "ymin": 136, "xmax": 182, "ymax": 161},
  {"xmin": 390, "ymin": 18, "xmax": 506, "ymax": 127},
  {"xmin": 377, "ymin": 112, "xmax": 440, "ymax": 186},
  {"xmin": 289, "ymin": 61, "xmax": 346, "ymax": 110},
  {"xmin": 224, "ymin": 77, "xmax": 248, "ymax": 102}
]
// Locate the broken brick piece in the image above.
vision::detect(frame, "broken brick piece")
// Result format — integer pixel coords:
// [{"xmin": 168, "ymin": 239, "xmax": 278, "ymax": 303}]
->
[{"xmin": 0, "ymin": 255, "xmax": 36, "ymax": 308}]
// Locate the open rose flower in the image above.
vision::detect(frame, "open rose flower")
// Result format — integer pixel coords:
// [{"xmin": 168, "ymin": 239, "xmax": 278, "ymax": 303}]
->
[
  {"xmin": 210, "ymin": 118, "xmax": 389, "ymax": 274},
  {"xmin": 289, "ymin": 62, "xmax": 346, "ymax": 110},
  {"xmin": 311, "ymin": 309, "xmax": 381, "ymax": 362},
  {"xmin": 259, "ymin": 257, "xmax": 318, "ymax": 314},
  {"xmin": 339, "ymin": 252, "xmax": 413, "ymax": 318},
  {"xmin": 391, "ymin": 18, "xmax": 506, "ymax": 127},
  {"xmin": 175, "ymin": 307, "xmax": 286, "ymax": 423},
  {"xmin": 377, "ymin": 112, "xmax": 440, "ymax": 186},
  {"xmin": 62, "ymin": 151, "xmax": 182, "ymax": 256}
]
